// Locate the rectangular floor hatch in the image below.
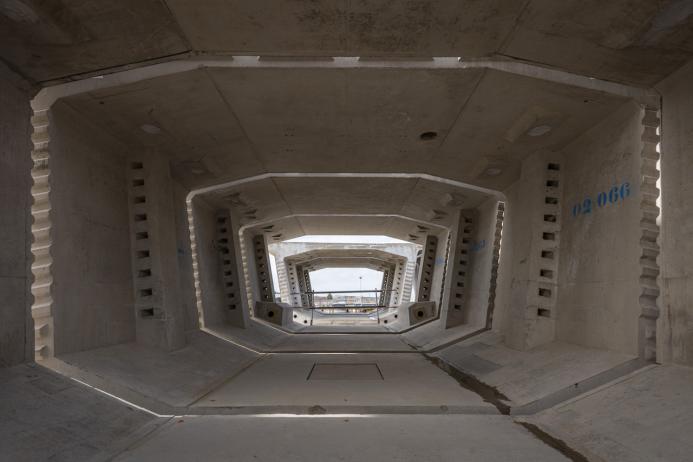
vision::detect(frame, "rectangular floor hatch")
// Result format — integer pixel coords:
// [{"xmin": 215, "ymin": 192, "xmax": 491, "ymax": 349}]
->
[{"xmin": 307, "ymin": 363, "xmax": 384, "ymax": 380}]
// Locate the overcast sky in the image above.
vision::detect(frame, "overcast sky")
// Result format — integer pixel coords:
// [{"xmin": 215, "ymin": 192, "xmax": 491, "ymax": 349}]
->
[
  {"xmin": 286, "ymin": 235, "xmax": 408, "ymax": 244},
  {"xmin": 309, "ymin": 267, "xmax": 383, "ymax": 294}
]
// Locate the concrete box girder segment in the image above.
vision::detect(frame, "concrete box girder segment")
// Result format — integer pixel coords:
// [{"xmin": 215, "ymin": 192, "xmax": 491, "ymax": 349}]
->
[
  {"xmin": 31, "ymin": 58, "xmax": 652, "ymax": 220},
  {"xmin": 25, "ymin": 53, "xmax": 664, "ymax": 360},
  {"xmin": 271, "ymin": 243, "xmax": 419, "ymax": 307},
  {"xmin": 32, "ymin": 56, "xmax": 659, "ymax": 111},
  {"xmin": 6, "ymin": 1, "xmax": 691, "ymax": 87}
]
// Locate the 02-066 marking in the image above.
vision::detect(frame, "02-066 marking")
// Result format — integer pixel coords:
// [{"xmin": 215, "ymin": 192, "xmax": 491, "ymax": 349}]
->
[{"xmin": 571, "ymin": 182, "xmax": 631, "ymax": 217}]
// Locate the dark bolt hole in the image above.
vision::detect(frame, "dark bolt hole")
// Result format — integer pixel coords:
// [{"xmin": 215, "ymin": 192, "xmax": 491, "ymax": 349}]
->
[{"xmin": 420, "ymin": 131, "xmax": 438, "ymax": 141}]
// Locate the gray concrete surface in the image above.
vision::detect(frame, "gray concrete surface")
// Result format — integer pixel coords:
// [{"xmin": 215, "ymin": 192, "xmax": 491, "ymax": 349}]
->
[
  {"xmin": 111, "ymin": 415, "xmax": 569, "ymax": 462},
  {"xmin": 555, "ymin": 101, "xmax": 643, "ymax": 355},
  {"xmin": 49, "ymin": 101, "xmax": 136, "ymax": 355},
  {"xmin": 658, "ymin": 59, "xmax": 693, "ymax": 367},
  {"xmin": 63, "ymin": 66, "xmax": 627, "ymax": 194},
  {"xmin": 208, "ymin": 320, "xmax": 414, "ymax": 353},
  {"xmin": 271, "ymin": 332, "xmax": 414, "ymax": 352},
  {"xmin": 57, "ymin": 332, "xmax": 258, "ymax": 407},
  {"xmin": 205, "ymin": 320, "xmax": 289, "ymax": 352},
  {"xmin": 525, "ymin": 364, "xmax": 693, "ymax": 462},
  {"xmin": 0, "ymin": 363, "xmax": 157, "ymax": 462},
  {"xmin": 400, "ymin": 318, "xmax": 486, "ymax": 350},
  {"xmin": 193, "ymin": 352, "xmax": 490, "ymax": 410},
  {"xmin": 4, "ymin": 2, "xmax": 693, "ymax": 86},
  {"xmin": 434, "ymin": 332, "xmax": 636, "ymax": 407},
  {"xmin": 4, "ymin": 4, "xmax": 693, "ymax": 461},
  {"xmin": 0, "ymin": 66, "xmax": 32, "ymax": 367}
]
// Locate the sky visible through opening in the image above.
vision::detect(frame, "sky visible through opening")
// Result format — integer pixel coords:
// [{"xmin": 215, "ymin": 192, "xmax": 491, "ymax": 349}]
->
[
  {"xmin": 309, "ymin": 267, "xmax": 383, "ymax": 294},
  {"xmin": 270, "ymin": 235, "xmax": 407, "ymax": 296}
]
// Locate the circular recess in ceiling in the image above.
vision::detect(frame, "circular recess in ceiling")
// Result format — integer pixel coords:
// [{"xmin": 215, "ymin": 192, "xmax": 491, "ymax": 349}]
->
[
  {"xmin": 417, "ymin": 310, "xmax": 425, "ymax": 318},
  {"xmin": 420, "ymin": 131, "xmax": 438, "ymax": 141},
  {"xmin": 527, "ymin": 125, "xmax": 552, "ymax": 137},
  {"xmin": 267, "ymin": 310, "xmax": 275, "ymax": 318},
  {"xmin": 484, "ymin": 167, "xmax": 503, "ymax": 177},
  {"xmin": 140, "ymin": 124, "xmax": 162, "ymax": 135}
]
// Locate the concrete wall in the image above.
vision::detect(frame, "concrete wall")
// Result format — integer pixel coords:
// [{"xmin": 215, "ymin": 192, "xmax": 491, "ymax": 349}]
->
[
  {"xmin": 193, "ymin": 198, "xmax": 226, "ymax": 326},
  {"xmin": 495, "ymin": 151, "xmax": 563, "ymax": 350},
  {"xmin": 50, "ymin": 101, "xmax": 135, "ymax": 354},
  {"xmin": 658, "ymin": 60, "xmax": 693, "ymax": 366},
  {"xmin": 0, "ymin": 70, "xmax": 32, "ymax": 367},
  {"xmin": 555, "ymin": 101, "xmax": 642, "ymax": 355},
  {"xmin": 465, "ymin": 198, "xmax": 500, "ymax": 327}
]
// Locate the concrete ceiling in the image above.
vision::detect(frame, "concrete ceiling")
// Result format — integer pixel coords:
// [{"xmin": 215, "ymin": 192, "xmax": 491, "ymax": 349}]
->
[
  {"xmin": 199, "ymin": 176, "xmax": 487, "ymax": 237},
  {"xmin": 3, "ymin": 1, "xmax": 693, "ymax": 85},
  {"xmin": 0, "ymin": 0, "xmax": 189, "ymax": 83},
  {"xmin": 244, "ymin": 215, "xmax": 444, "ymax": 244},
  {"xmin": 284, "ymin": 249, "xmax": 406, "ymax": 272},
  {"xmin": 63, "ymin": 66, "xmax": 627, "ymax": 192},
  {"xmin": 9, "ymin": 1, "xmax": 684, "ymax": 242}
]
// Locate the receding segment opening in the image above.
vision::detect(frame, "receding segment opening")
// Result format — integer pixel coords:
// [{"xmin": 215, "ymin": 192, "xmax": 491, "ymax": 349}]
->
[{"xmin": 261, "ymin": 235, "xmax": 424, "ymax": 327}]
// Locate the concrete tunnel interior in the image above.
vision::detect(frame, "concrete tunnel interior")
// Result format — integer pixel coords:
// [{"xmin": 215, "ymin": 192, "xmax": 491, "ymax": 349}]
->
[{"xmin": 2, "ymin": 2, "xmax": 693, "ymax": 461}]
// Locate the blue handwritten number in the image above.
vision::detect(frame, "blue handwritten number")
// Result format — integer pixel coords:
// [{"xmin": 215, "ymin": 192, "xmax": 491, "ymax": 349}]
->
[
  {"xmin": 620, "ymin": 182, "xmax": 631, "ymax": 199},
  {"xmin": 608, "ymin": 186, "xmax": 619, "ymax": 203},
  {"xmin": 597, "ymin": 192, "xmax": 607, "ymax": 207},
  {"xmin": 572, "ymin": 204, "xmax": 581, "ymax": 217},
  {"xmin": 582, "ymin": 198, "xmax": 592, "ymax": 214}
]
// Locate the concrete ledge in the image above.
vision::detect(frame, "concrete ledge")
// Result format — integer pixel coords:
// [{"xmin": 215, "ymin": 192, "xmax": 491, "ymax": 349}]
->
[
  {"xmin": 254, "ymin": 301, "xmax": 294, "ymax": 327},
  {"xmin": 432, "ymin": 333, "xmax": 641, "ymax": 410},
  {"xmin": 520, "ymin": 364, "xmax": 693, "ymax": 462},
  {"xmin": 381, "ymin": 302, "xmax": 437, "ymax": 329}
]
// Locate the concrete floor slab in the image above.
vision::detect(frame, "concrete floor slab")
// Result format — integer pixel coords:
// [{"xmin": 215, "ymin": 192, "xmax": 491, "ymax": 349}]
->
[
  {"xmin": 434, "ymin": 334, "xmax": 636, "ymax": 407},
  {"xmin": 295, "ymin": 324, "xmax": 391, "ymax": 334},
  {"xmin": 193, "ymin": 353, "xmax": 490, "ymax": 410},
  {"xmin": 57, "ymin": 332, "xmax": 258, "ymax": 407},
  {"xmin": 0, "ymin": 363, "xmax": 158, "ymax": 462},
  {"xmin": 273, "ymin": 333, "xmax": 414, "ymax": 352},
  {"xmin": 525, "ymin": 364, "xmax": 693, "ymax": 462},
  {"xmin": 206, "ymin": 320, "xmax": 290, "ymax": 351},
  {"xmin": 208, "ymin": 322, "xmax": 412, "ymax": 352},
  {"xmin": 111, "ymin": 415, "xmax": 569, "ymax": 462},
  {"xmin": 400, "ymin": 319, "xmax": 487, "ymax": 350}
]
